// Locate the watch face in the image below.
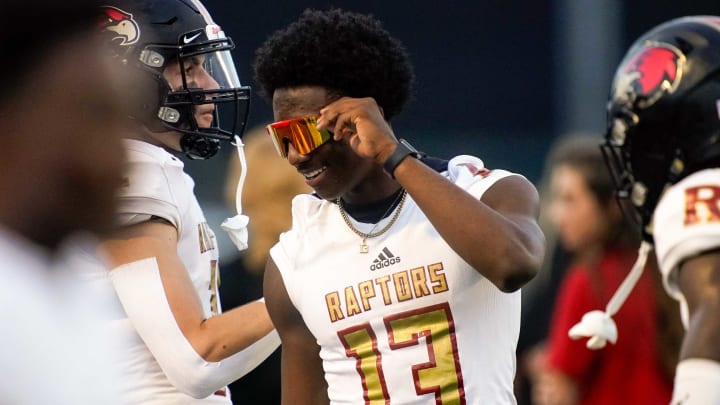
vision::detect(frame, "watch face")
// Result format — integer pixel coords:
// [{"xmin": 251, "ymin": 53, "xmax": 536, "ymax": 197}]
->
[{"xmin": 399, "ymin": 138, "xmax": 419, "ymax": 155}]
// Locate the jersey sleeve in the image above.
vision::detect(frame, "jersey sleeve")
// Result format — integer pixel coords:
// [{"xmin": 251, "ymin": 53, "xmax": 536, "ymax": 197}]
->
[
  {"xmin": 116, "ymin": 145, "xmax": 186, "ymax": 230},
  {"xmin": 269, "ymin": 194, "xmax": 320, "ymax": 309},
  {"xmin": 652, "ymin": 169, "xmax": 720, "ymax": 301},
  {"xmin": 545, "ymin": 266, "xmax": 600, "ymax": 378},
  {"xmin": 446, "ymin": 155, "xmax": 519, "ymax": 198}
]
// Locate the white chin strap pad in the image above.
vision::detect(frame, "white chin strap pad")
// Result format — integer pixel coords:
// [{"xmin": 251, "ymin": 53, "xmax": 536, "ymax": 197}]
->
[
  {"xmin": 222, "ymin": 135, "xmax": 250, "ymax": 252},
  {"xmin": 109, "ymin": 257, "xmax": 280, "ymax": 399},
  {"xmin": 568, "ymin": 241, "xmax": 652, "ymax": 350}
]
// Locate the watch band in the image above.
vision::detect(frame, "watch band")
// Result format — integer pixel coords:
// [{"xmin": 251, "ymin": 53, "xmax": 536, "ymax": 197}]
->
[{"xmin": 383, "ymin": 138, "xmax": 418, "ymax": 178}]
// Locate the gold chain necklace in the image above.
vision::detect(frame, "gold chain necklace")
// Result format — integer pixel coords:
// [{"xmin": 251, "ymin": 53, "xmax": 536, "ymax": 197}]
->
[{"xmin": 337, "ymin": 189, "xmax": 408, "ymax": 253}]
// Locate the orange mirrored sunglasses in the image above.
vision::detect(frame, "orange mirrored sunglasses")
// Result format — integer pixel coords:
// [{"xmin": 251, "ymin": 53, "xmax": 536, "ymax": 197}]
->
[{"xmin": 265, "ymin": 116, "xmax": 332, "ymax": 158}]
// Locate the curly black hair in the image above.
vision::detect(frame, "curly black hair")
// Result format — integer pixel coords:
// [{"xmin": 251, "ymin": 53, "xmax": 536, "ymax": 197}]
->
[{"xmin": 253, "ymin": 8, "xmax": 414, "ymax": 120}]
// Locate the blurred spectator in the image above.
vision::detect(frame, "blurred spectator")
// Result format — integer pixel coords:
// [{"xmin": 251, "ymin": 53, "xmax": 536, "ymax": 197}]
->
[
  {"xmin": 525, "ymin": 135, "xmax": 682, "ymax": 405},
  {"xmin": 0, "ymin": 0, "xmax": 135, "ymax": 402},
  {"xmin": 220, "ymin": 126, "xmax": 311, "ymax": 404}
]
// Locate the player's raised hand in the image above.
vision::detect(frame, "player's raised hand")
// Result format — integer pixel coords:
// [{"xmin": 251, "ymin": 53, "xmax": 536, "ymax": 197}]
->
[{"xmin": 316, "ymin": 97, "xmax": 398, "ymax": 165}]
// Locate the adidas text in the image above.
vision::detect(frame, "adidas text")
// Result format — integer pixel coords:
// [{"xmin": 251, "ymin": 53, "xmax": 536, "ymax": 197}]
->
[
  {"xmin": 370, "ymin": 247, "xmax": 401, "ymax": 271},
  {"xmin": 370, "ymin": 256, "xmax": 401, "ymax": 271}
]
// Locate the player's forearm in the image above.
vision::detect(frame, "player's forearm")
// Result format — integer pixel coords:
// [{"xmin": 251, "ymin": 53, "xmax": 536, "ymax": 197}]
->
[
  {"xmin": 394, "ymin": 158, "xmax": 544, "ymax": 291},
  {"xmin": 191, "ymin": 299, "xmax": 276, "ymax": 362},
  {"xmin": 111, "ymin": 258, "xmax": 280, "ymax": 397},
  {"xmin": 678, "ymin": 255, "xmax": 720, "ymax": 361},
  {"xmin": 679, "ymin": 296, "xmax": 720, "ymax": 361}
]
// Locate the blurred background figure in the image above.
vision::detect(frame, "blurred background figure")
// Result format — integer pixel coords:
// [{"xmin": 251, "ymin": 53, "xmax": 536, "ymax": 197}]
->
[
  {"xmin": 220, "ymin": 126, "xmax": 311, "ymax": 405},
  {"xmin": 0, "ymin": 0, "xmax": 134, "ymax": 403},
  {"xmin": 524, "ymin": 135, "xmax": 682, "ymax": 405}
]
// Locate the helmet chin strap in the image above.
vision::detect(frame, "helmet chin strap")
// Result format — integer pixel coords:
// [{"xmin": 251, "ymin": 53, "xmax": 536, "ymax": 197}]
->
[
  {"xmin": 179, "ymin": 133, "xmax": 220, "ymax": 160},
  {"xmin": 568, "ymin": 241, "xmax": 653, "ymax": 349},
  {"xmin": 221, "ymin": 135, "xmax": 250, "ymax": 251}
]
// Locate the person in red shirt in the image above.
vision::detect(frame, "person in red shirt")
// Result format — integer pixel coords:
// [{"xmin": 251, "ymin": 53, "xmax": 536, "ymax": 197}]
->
[{"xmin": 529, "ymin": 136, "xmax": 681, "ymax": 405}]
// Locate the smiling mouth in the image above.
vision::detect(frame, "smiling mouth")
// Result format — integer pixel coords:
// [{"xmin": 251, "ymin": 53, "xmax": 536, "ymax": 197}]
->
[{"xmin": 302, "ymin": 166, "xmax": 327, "ymax": 180}]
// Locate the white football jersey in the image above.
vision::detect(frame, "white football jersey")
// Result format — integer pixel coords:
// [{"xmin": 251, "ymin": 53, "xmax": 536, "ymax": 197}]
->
[
  {"xmin": 78, "ymin": 140, "xmax": 227, "ymax": 404},
  {"xmin": 0, "ymin": 228, "xmax": 126, "ymax": 404},
  {"xmin": 653, "ymin": 168, "xmax": 720, "ymax": 326},
  {"xmin": 271, "ymin": 155, "xmax": 521, "ymax": 405}
]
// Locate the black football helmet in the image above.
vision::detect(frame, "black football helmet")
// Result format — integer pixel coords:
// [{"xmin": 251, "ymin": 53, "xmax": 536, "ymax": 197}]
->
[
  {"xmin": 603, "ymin": 16, "xmax": 720, "ymax": 240},
  {"xmin": 98, "ymin": 0, "xmax": 250, "ymax": 159}
]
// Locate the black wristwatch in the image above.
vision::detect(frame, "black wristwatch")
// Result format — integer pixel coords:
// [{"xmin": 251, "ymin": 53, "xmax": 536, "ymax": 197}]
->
[{"xmin": 383, "ymin": 138, "xmax": 419, "ymax": 178}]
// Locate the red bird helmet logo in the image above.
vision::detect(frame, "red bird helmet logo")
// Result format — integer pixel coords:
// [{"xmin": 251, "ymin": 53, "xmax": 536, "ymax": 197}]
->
[
  {"xmin": 613, "ymin": 43, "xmax": 684, "ymax": 109},
  {"xmin": 98, "ymin": 6, "xmax": 140, "ymax": 46}
]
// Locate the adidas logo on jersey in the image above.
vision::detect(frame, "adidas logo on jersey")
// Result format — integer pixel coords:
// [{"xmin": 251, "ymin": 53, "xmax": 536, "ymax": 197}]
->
[{"xmin": 370, "ymin": 247, "xmax": 401, "ymax": 271}]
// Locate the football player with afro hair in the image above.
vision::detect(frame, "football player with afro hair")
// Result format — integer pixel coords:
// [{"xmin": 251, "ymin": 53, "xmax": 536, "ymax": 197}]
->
[
  {"xmin": 254, "ymin": 8, "xmax": 545, "ymax": 404},
  {"xmin": 254, "ymin": 8, "xmax": 414, "ymax": 121}
]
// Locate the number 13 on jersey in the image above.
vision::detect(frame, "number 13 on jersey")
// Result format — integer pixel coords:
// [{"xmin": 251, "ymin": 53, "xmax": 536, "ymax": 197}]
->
[{"xmin": 338, "ymin": 302, "xmax": 466, "ymax": 404}]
